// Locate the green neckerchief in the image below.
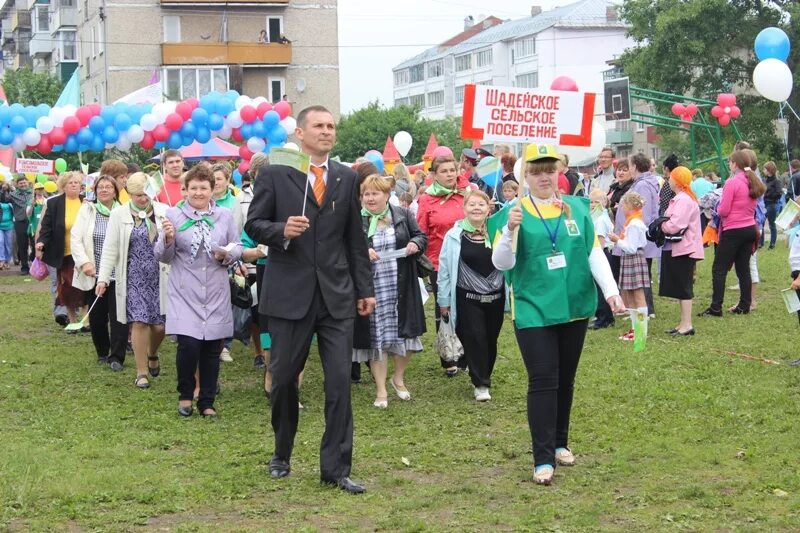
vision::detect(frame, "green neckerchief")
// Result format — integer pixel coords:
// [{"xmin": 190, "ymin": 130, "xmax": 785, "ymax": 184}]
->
[
  {"xmin": 360, "ymin": 204, "xmax": 390, "ymax": 238},
  {"xmin": 176, "ymin": 199, "xmax": 186, "ymax": 208},
  {"xmin": 426, "ymin": 181, "xmax": 457, "ymax": 204},
  {"xmin": 178, "ymin": 214, "xmax": 215, "ymax": 232},
  {"xmin": 214, "ymin": 189, "xmax": 234, "ymax": 209},
  {"xmin": 128, "ymin": 201, "xmax": 154, "ymax": 234},
  {"xmin": 94, "ymin": 200, "xmax": 120, "ymax": 217},
  {"xmin": 459, "ymin": 219, "xmax": 491, "ymax": 249}
]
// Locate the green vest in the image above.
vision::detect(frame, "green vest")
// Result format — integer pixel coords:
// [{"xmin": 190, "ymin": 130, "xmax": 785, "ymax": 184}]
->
[
  {"xmin": 490, "ymin": 196, "xmax": 597, "ymax": 329},
  {"xmin": 28, "ymin": 203, "xmax": 44, "ymax": 237}
]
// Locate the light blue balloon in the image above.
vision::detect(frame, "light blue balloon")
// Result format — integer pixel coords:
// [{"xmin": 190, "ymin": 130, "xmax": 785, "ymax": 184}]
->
[
  {"xmin": 251, "ymin": 121, "xmax": 266, "ymax": 139},
  {"xmin": 364, "ymin": 151, "xmax": 385, "ymax": 174},
  {"xmin": 64, "ymin": 136, "xmax": 79, "ymax": 153},
  {"xmin": 195, "ymin": 126, "xmax": 211, "ymax": 144},
  {"xmin": 755, "ymin": 27, "xmax": 790, "ymax": 62},
  {"xmin": 180, "ymin": 121, "xmax": 197, "ymax": 139},
  {"xmin": 114, "ymin": 113, "xmax": 132, "ymax": 131},
  {"xmin": 102, "ymin": 125, "xmax": 119, "ymax": 144},
  {"xmin": 9, "ymin": 115, "xmax": 27, "ymax": 134},
  {"xmin": 191, "ymin": 108, "xmax": 209, "ymax": 126},
  {"xmin": 0, "ymin": 106, "xmax": 10, "ymax": 126},
  {"xmin": 240, "ymin": 124, "xmax": 253, "ymax": 139},
  {"xmin": 232, "ymin": 169, "xmax": 242, "ymax": 186},
  {"xmin": 77, "ymin": 127, "xmax": 93, "ymax": 145},
  {"xmin": 167, "ymin": 131, "xmax": 182, "ymax": 149},
  {"xmin": 89, "ymin": 116, "xmax": 105, "ymax": 134},
  {"xmin": 23, "ymin": 106, "xmax": 40, "ymax": 126},
  {"xmin": 0, "ymin": 128, "xmax": 14, "ymax": 145},
  {"xmin": 268, "ymin": 126, "xmax": 287, "ymax": 145},
  {"xmin": 207, "ymin": 113, "xmax": 224, "ymax": 131},
  {"xmin": 263, "ymin": 110, "xmax": 280, "ymax": 128},
  {"xmin": 91, "ymin": 134, "xmax": 105, "ymax": 152}
]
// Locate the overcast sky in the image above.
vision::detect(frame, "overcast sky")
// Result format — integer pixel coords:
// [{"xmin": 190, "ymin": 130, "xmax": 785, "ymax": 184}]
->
[{"xmin": 337, "ymin": 0, "xmax": 564, "ymax": 114}]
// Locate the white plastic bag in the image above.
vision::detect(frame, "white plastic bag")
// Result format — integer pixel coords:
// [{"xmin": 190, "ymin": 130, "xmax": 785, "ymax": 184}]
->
[{"xmin": 435, "ymin": 315, "xmax": 463, "ymax": 363}]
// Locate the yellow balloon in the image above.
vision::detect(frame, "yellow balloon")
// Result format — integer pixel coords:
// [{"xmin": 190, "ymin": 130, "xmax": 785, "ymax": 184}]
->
[
  {"xmin": 25, "ymin": 172, "xmax": 36, "ymax": 183},
  {"xmin": 43, "ymin": 181, "xmax": 58, "ymax": 193}
]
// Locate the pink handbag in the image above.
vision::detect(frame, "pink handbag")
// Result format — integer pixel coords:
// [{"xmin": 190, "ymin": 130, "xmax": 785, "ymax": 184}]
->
[{"xmin": 29, "ymin": 257, "xmax": 48, "ymax": 281}]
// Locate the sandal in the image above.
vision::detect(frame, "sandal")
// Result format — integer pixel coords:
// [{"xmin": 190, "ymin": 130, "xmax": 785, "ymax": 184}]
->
[
  {"xmin": 533, "ymin": 464, "xmax": 555, "ymax": 485},
  {"xmin": 201, "ymin": 408, "xmax": 218, "ymax": 419},
  {"xmin": 147, "ymin": 354, "xmax": 161, "ymax": 377},
  {"xmin": 445, "ymin": 367, "xmax": 458, "ymax": 377},
  {"xmin": 373, "ymin": 396, "xmax": 388, "ymax": 409},
  {"xmin": 390, "ymin": 378, "xmax": 411, "ymax": 401},
  {"xmin": 134, "ymin": 375, "xmax": 150, "ymax": 389}
]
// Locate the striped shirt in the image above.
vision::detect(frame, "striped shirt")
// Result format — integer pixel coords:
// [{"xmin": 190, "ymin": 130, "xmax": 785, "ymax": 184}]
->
[{"xmin": 93, "ymin": 211, "xmax": 114, "ymax": 280}]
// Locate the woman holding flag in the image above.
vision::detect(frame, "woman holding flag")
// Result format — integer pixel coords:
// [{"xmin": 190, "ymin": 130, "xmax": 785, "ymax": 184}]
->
[{"xmin": 490, "ymin": 144, "xmax": 622, "ymax": 485}]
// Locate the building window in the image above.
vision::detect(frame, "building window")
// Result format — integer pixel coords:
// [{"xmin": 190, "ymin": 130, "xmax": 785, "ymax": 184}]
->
[
  {"xmin": 476, "ymin": 49, "xmax": 493, "ymax": 68},
  {"xmin": 394, "ymin": 97, "xmax": 409, "ymax": 107},
  {"xmin": 426, "ymin": 90, "xmax": 444, "ymax": 108},
  {"xmin": 514, "ymin": 37, "xmax": 535, "ymax": 61},
  {"xmin": 409, "ymin": 94, "xmax": 425, "ymax": 107},
  {"xmin": 427, "ymin": 60, "xmax": 443, "ymax": 79},
  {"xmin": 163, "ymin": 16, "xmax": 180, "ymax": 43},
  {"xmin": 83, "ymin": 0, "xmax": 88, "ymax": 20},
  {"xmin": 455, "ymin": 54, "xmax": 471, "ymax": 72},
  {"xmin": 454, "ymin": 85, "xmax": 464, "ymax": 104},
  {"xmin": 515, "ymin": 72, "xmax": 538, "ymax": 88},
  {"xmin": 394, "ymin": 70, "xmax": 409, "ymax": 86},
  {"xmin": 478, "ymin": 79, "xmax": 493, "ymax": 86},
  {"xmin": 409, "ymin": 65, "xmax": 424, "ymax": 83},
  {"xmin": 266, "ymin": 16, "xmax": 283, "ymax": 43},
  {"xmin": 98, "ymin": 22, "xmax": 104, "ymax": 55},
  {"xmin": 60, "ymin": 0, "xmax": 75, "ymax": 7},
  {"xmin": 59, "ymin": 30, "xmax": 77, "ymax": 61},
  {"xmin": 33, "ymin": 5, "xmax": 50, "ymax": 33},
  {"xmin": 269, "ymin": 77, "xmax": 285, "ymax": 103},
  {"xmin": 91, "ymin": 26, "xmax": 97, "ymax": 57},
  {"xmin": 164, "ymin": 67, "xmax": 229, "ymax": 100}
]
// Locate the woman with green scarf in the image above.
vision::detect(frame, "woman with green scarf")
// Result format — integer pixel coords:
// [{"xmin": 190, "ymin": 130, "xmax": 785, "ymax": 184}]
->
[
  {"xmin": 71, "ymin": 175, "xmax": 128, "ymax": 369},
  {"xmin": 437, "ymin": 189, "xmax": 504, "ymax": 400},
  {"xmin": 97, "ymin": 173, "xmax": 170, "ymax": 389},
  {"xmin": 353, "ymin": 174, "xmax": 427, "ymax": 408}
]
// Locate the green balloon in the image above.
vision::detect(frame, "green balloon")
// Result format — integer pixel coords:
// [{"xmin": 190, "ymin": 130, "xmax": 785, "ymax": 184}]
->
[
  {"xmin": 36, "ymin": 174, "xmax": 48, "ymax": 184},
  {"xmin": 55, "ymin": 158, "xmax": 67, "ymax": 173}
]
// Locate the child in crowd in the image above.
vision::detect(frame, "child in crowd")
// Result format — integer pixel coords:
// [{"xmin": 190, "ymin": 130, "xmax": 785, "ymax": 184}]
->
[
  {"xmin": 501, "ymin": 180, "xmax": 519, "ymax": 204},
  {"xmin": 0, "ymin": 189, "xmax": 13, "ymax": 270},
  {"xmin": 608, "ymin": 192, "xmax": 649, "ymax": 341},
  {"xmin": 589, "ymin": 189, "xmax": 614, "ymax": 250}
]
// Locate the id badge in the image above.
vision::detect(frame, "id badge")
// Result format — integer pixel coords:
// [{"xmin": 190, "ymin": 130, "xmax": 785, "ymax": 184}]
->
[
  {"xmin": 565, "ymin": 220, "xmax": 581, "ymax": 236},
  {"xmin": 546, "ymin": 252, "xmax": 567, "ymax": 270}
]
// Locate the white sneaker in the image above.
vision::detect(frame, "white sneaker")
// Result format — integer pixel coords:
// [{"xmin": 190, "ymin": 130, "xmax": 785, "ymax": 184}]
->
[
  {"xmin": 474, "ymin": 387, "xmax": 491, "ymax": 402},
  {"xmin": 555, "ymin": 447, "xmax": 576, "ymax": 466},
  {"xmin": 220, "ymin": 347, "xmax": 233, "ymax": 362}
]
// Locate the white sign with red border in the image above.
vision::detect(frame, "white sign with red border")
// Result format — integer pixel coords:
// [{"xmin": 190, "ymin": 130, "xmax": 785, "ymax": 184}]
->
[
  {"xmin": 15, "ymin": 158, "xmax": 55, "ymax": 174},
  {"xmin": 461, "ymin": 84, "xmax": 596, "ymax": 146}
]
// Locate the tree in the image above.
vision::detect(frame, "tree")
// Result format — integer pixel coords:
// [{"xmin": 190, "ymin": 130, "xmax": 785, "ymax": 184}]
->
[
  {"xmin": 619, "ymin": 0, "xmax": 799, "ymax": 163},
  {"xmin": 2, "ymin": 68, "xmax": 63, "ymax": 106}
]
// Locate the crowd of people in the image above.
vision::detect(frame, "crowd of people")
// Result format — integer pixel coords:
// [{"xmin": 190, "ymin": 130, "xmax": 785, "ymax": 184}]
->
[{"xmin": 3, "ymin": 105, "xmax": 800, "ymax": 492}]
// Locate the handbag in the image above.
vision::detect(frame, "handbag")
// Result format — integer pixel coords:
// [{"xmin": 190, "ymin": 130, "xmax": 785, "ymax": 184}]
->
[
  {"xmin": 415, "ymin": 253, "xmax": 435, "ymax": 279},
  {"xmin": 230, "ymin": 262, "xmax": 253, "ymax": 309},
  {"xmin": 646, "ymin": 216, "xmax": 687, "ymax": 247},
  {"xmin": 435, "ymin": 315, "xmax": 463, "ymax": 363},
  {"xmin": 29, "ymin": 257, "xmax": 48, "ymax": 281}
]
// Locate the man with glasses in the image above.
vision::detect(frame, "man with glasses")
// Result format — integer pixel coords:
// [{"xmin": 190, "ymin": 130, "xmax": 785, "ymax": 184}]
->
[{"xmin": 591, "ymin": 147, "xmax": 616, "ymax": 193}]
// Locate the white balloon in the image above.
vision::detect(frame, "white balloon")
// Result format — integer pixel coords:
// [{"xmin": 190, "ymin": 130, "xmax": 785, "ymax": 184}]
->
[
  {"xmin": 393, "ymin": 130, "xmax": 413, "ymax": 157},
  {"xmin": 226, "ymin": 110, "xmax": 243, "ymax": 128},
  {"xmin": 283, "ymin": 142, "xmax": 300, "ymax": 151},
  {"xmin": 36, "ymin": 116, "xmax": 54, "ymax": 134},
  {"xmin": 559, "ymin": 120, "xmax": 607, "ymax": 167},
  {"xmin": 117, "ymin": 137, "xmax": 132, "ymax": 151},
  {"xmin": 753, "ymin": 58, "xmax": 794, "ymax": 103},
  {"xmin": 62, "ymin": 104, "xmax": 77, "ymax": 117},
  {"xmin": 279, "ymin": 116, "xmax": 297, "ymax": 133},
  {"xmin": 218, "ymin": 125, "xmax": 232, "ymax": 139},
  {"xmin": 153, "ymin": 103, "xmax": 170, "ymax": 122},
  {"xmin": 50, "ymin": 108, "xmax": 67, "ymax": 127},
  {"xmin": 252, "ymin": 96, "xmax": 268, "ymax": 107},
  {"xmin": 247, "ymin": 137, "xmax": 266, "ymax": 153},
  {"xmin": 513, "ymin": 157, "xmax": 524, "ymax": 184},
  {"xmin": 140, "ymin": 113, "xmax": 158, "ymax": 132},
  {"xmin": 127, "ymin": 124, "xmax": 145, "ymax": 143},
  {"xmin": 12, "ymin": 136, "xmax": 26, "ymax": 151},
  {"xmin": 22, "ymin": 128, "xmax": 41, "ymax": 146},
  {"xmin": 235, "ymin": 95, "xmax": 252, "ymax": 110}
]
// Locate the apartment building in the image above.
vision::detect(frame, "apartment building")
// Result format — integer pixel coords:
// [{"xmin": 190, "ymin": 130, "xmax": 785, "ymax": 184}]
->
[{"xmin": 392, "ymin": 0, "xmax": 633, "ymax": 121}]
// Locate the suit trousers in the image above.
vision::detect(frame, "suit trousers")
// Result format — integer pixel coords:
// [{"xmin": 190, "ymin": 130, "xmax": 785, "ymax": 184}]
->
[
  {"xmin": 268, "ymin": 284, "xmax": 355, "ymax": 481},
  {"xmin": 176, "ymin": 335, "xmax": 222, "ymax": 412},
  {"xmin": 14, "ymin": 220, "xmax": 29, "ymax": 270},
  {"xmin": 84, "ymin": 282, "xmax": 128, "ymax": 363}
]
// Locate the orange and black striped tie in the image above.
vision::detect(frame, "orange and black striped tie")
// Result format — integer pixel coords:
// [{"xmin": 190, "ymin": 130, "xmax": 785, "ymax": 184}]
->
[{"xmin": 311, "ymin": 166, "xmax": 326, "ymax": 205}]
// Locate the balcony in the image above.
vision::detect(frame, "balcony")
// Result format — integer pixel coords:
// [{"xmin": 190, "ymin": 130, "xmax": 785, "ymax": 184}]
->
[
  {"xmin": 606, "ymin": 129, "xmax": 633, "ymax": 145},
  {"xmin": 161, "ymin": 0, "xmax": 287, "ymax": 5},
  {"xmin": 11, "ymin": 10, "xmax": 31, "ymax": 31},
  {"xmin": 29, "ymin": 30, "xmax": 51, "ymax": 57},
  {"xmin": 162, "ymin": 42, "xmax": 291, "ymax": 66},
  {"xmin": 50, "ymin": 5, "xmax": 77, "ymax": 30}
]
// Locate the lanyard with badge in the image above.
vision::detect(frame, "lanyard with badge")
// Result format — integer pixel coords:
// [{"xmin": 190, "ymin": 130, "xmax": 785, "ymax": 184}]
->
[{"xmin": 530, "ymin": 197, "xmax": 567, "ymax": 270}]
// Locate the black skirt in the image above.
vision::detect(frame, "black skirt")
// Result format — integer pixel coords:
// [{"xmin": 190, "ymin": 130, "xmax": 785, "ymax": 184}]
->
[{"xmin": 659, "ymin": 249, "xmax": 696, "ymax": 300}]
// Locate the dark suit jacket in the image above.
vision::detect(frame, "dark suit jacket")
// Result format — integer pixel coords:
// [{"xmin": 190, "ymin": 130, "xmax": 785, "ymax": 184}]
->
[
  {"xmin": 244, "ymin": 160, "xmax": 373, "ymax": 321},
  {"xmin": 37, "ymin": 194, "xmax": 71, "ymax": 269}
]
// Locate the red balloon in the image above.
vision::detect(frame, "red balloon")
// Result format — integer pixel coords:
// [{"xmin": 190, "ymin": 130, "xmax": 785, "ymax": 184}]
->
[
  {"xmin": 274, "ymin": 101, "xmax": 291, "ymax": 120},
  {"xmin": 729, "ymin": 106, "xmax": 741, "ymax": 119},
  {"xmin": 239, "ymin": 145, "xmax": 254, "ymax": 160},
  {"xmin": 718, "ymin": 115, "xmax": 731, "ymax": 126},
  {"xmin": 685, "ymin": 103, "xmax": 698, "ymax": 116},
  {"xmin": 63, "ymin": 116, "xmax": 81, "ymax": 134},
  {"xmin": 76, "ymin": 106, "xmax": 93, "ymax": 126},
  {"xmin": 185, "ymin": 97, "xmax": 200, "ymax": 110},
  {"xmin": 140, "ymin": 131, "xmax": 156, "ymax": 150},
  {"xmin": 671, "ymin": 103, "xmax": 686, "ymax": 116},
  {"xmin": 152, "ymin": 124, "xmax": 170, "ymax": 142},
  {"xmin": 231, "ymin": 127, "xmax": 244, "ymax": 142},
  {"xmin": 89, "ymin": 103, "xmax": 102, "ymax": 116},
  {"xmin": 36, "ymin": 135, "xmax": 52, "ymax": 154},
  {"xmin": 175, "ymin": 102, "xmax": 193, "ymax": 121},
  {"xmin": 681, "ymin": 114, "xmax": 692, "ymax": 122},
  {"xmin": 50, "ymin": 127, "xmax": 67, "ymax": 145},
  {"xmin": 717, "ymin": 93, "xmax": 736, "ymax": 108},
  {"xmin": 549, "ymin": 75, "xmax": 579, "ymax": 92},
  {"xmin": 238, "ymin": 161, "xmax": 250, "ymax": 174},
  {"xmin": 257, "ymin": 102, "xmax": 273, "ymax": 119},
  {"xmin": 165, "ymin": 113, "xmax": 184, "ymax": 131},
  {"xmin": 240, "ymin": 106, "xmax": 257, "ymax": 124},
  {"xmin": 710, "ymin": 106, "xmax": 724, "ymax": 118}
]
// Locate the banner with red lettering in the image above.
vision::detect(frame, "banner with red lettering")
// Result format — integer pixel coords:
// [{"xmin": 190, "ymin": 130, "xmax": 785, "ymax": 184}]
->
[{"xmin": 461, "ymin": 84, "xmax": 596, "ymax": 146}]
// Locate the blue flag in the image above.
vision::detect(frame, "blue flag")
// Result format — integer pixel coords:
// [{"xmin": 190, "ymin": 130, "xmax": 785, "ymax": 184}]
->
[{"xmin": 55, "ymin": 69, "xmax": 81, "ymax": 108}]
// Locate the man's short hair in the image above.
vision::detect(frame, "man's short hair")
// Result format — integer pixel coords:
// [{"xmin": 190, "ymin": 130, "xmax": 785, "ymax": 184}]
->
[
  {"xmin": 790, "ymin": 159, "xmax": 800, "ymax": 171},
  {"xmin": 163, "ymin": 149, "xmax": 183, "ymax": 163},
  {"xmin": 630, "ymin": 153, "xmax": 651, "ymax": 173},
  {"xmin": 663, "ymin": 154, "xmax": 680, "ymax": 172},
  {"xmin": 600, "ymin": 147, "xmax": 615, "ymax": 157},
  {"xmin": 297, "ymin": 105, "xmax": 332, "ymax": 128}
]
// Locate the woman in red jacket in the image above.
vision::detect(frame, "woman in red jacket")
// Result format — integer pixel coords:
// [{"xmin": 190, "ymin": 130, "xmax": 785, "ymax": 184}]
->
[{"xmin": 417, "ymin": 154, "xmax": 466, "ymax": 375}]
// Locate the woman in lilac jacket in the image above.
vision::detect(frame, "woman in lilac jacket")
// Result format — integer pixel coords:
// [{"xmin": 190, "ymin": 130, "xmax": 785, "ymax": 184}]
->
[
  {"xmin": 154, "ymin": 164, "xmax": 242, "ymax": 418},
  {"xmin": 659, "ymin": 167, "xmax": 704, "ymax": 335}
]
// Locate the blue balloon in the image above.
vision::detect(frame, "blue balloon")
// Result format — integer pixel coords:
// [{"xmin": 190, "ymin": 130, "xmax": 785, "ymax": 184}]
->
[
  {"xmin": 195, "ymin": 126, "xmax": 211, "ymax": 144},
  {"xmin": 0, "ymin": 128, "xmax": 14, "ymax": 145},
  {"xmin": 364, "ymin": 151, "xmax": 385, "ymax": 174},
  {"xmin": 36, "ymin": 104, "xmax": 51, "ymax": 116},
  {"xmin": 268, "ymin": 126, "xmax": 287, "ymax": 145},
  {"xmin": 91, "ymin": 134, "xmax": 105, "ymax": 152},
  {"xmin": 225, "ymin": 90, "xmax": 240, "ymax": 101},
  {"xmin": 114, "ymin": 113, "xmax": 132, "ymax": 131},
  {"xmin": 191, "ymin": 107, "xmax": 209, "ymax": 126},
  {"xmin": 64, "ymin": 136, "xmax": 79, "ymax": 153},
  {"xmin": 52, "ymin": 144, "xmax": 63, "ymax": 152},
  {"xmin": 155, "ymin": 141, "xmax": 166, "ymax": 149},
  {"xmin": 9, "ymin": 115, "xmax": 27, "ymax": 134},
  {"xmin": 167, "ymin": 131, "xmax": 183, "ymax": 149},
  {"xmin": 102, "ymin": 125, "xmax": 119, "ymax": 144},
  {"xmin": 89, "ymin": 116, "xmax": 105, "ymax": 134},
  {"xmin": 232, "ymin": 169, "xmax": 242, "ymax": 186},
  {"xmin": 240, "ymin": 123, "xmax": 253, "ymax": 139},
  {"xmin": 0, "ymin": 106, "xmax": 11, "ymax": 126},
  {"xmin": 9, "ymin": 103, "xmax": 24, "ymax": 115},
  {"xmin": 101, "ymin": 106, "xmax": 117, "ymax": 123},
  {"xmin": 755, "ymin": 27, "xmax": 790, "ymax": 62},
  {"xmin": 251, "ymin": 121, "xmax": 266, "ymax": 138},
  {"xmin": 199, "ymin": 94, "xmax": 218, "ymax": 114},
  {"xmin": 180, "ymin": 121, "xmax": 197, "ymax": 139},
  {"xmin": 207, "ymin": 113, "xmax": 224, "ymax": 131},
  {"xmin": 263, "ymin": 110, "xmax": 280, "ymax": 128},
  {"xmin": 77, "ymin": 127, "xmax": 94, "ymax": 145}
]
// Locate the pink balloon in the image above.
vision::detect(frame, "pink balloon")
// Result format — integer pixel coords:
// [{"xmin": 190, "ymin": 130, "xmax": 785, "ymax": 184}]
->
[
  {"xmin": 238, "ymin": 161, "xmax": 250, "ymax": 174},
  {"xmin": 431, "ymin": 146, "xmax": 454, "ymax": 158},
  {"xmin": 717, "ymin": 93, "xmax": 736, "ymax": 107},
  {"xmin": 550, "ymin": 76, "xmax": 579, "ymax": 92},
  {"xmin": 718, "ymin": 115, "xmax": 731, "ymax": 126},
  {"xmin": 681, "ymin": 114, "xmax": 692, "ymax": 122},
  {"xmin": 729, "ymin": 106, "xmax": 741, "ymax": 119},
  {"xmin": 711, "ymin": 106, "xmax": 724, "ymax": 118},
  {"xmin": 274, "ymin": 101, "xmax": 292, "ymax": 120},
  {"xmin": 671, "ymin": 103, "xmax": 686, "ymax": 116},
  {"xmin": 685, "ymin": 103, "xmax": 698, "ymax": 116}
]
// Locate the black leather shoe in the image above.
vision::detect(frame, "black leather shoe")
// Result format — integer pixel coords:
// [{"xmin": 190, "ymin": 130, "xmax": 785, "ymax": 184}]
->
[
  {"xmin": 671, "ymin": 328, "xmax": 695, "ymax": 336},
  {"xmin": 588, "ymin": 321, "xmax": 613, "ymax": 330},
  {"xmin": 697, "ymin": 307, "xmax": 722, "ymax": 317},
  {"xmin": 729, "ymin": 306, "xmax": 750, "ymax": 315},
  {"xmin": 269, "ymin": 457, "xmax": 290, "ymax": 478},
  {"xmin": 665, "ymin": 328, "xmax": 678, "ymax": 334},
  {"xmin": 177, "ymin": 405, "xmax": 193, "ymax": 417},
  {"xmin": 147, "ymin": 355, "xmax": 161, "ymax": 377},
  {"xmin": 321, "ymin": 477, "xmax": 366, "ymax": 494}
]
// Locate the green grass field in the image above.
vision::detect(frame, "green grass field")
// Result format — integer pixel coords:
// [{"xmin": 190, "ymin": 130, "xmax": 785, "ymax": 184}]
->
[{"xmin": 1, "ymin": 245, "xmax": 799, "ymax": 532}]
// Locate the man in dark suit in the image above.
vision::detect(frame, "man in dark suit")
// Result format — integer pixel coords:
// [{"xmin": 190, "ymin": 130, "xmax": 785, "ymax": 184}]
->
[{"xmin": 245, "ymin": 105, "xmax": 375, "ymax": 494}]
